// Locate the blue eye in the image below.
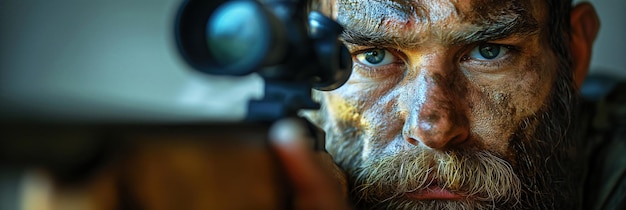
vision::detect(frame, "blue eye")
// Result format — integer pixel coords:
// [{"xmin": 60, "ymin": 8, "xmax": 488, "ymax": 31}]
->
[
  {"xmin": 469, "ymin": 43, "xmax": 509, "ymax": 60},
  {"xmin": 356, "ymin": 49, "xmax": 395, "ymax": 66}
]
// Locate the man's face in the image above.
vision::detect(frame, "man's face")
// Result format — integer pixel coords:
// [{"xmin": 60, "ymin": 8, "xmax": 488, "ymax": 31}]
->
[{"xmin": 310, "ymin": 0, "xmax": 580, "ymax": 209}]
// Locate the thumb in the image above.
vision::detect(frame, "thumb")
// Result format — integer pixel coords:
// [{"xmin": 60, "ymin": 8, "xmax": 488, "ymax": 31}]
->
[{"xmin": 269, "ymin": 118, "xmax": 351, "ymax": 210}]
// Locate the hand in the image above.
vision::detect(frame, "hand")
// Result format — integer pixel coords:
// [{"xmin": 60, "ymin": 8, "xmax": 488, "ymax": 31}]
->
[{"xmin": 270, "ymin": 118, "xmax": 352, "ymax": 210}]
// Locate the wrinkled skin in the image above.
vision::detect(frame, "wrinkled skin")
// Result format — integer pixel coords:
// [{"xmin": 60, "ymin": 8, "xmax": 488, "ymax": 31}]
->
[{"xmin": 306, "ymin": 0, "xmax": 584, "ymax": 209}]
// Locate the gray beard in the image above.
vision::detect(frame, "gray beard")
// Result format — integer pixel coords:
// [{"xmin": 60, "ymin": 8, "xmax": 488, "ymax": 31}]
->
[{"xmin": 316, "ymin": 73, "xmax": 583, "ymax": 210}]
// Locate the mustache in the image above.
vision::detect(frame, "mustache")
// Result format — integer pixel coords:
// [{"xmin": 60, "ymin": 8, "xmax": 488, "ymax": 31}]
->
[{"xmin": 352, "ymin": 149, "xmax": 522, "ymax": 206}]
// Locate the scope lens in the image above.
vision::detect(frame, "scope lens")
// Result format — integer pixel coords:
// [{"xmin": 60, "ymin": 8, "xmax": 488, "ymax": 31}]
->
[{"xmin": 207, "ymin": 1, "xmax": 269, "ymax": 73}]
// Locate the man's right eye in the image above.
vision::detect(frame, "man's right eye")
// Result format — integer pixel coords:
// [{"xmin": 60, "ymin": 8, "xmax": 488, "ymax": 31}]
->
[
  {"xmin": 355, "ymin": 49, "xmax": 396, "ymax": 67},
  {"xmin": 468, "ymin": 43, "xmax": 510, "ymax": 61}
]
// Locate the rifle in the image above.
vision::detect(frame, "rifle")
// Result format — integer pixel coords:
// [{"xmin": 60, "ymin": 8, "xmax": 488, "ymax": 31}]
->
[{"xmin": 0, "ymin": 0, "xmax": 351, "ymax": 209}]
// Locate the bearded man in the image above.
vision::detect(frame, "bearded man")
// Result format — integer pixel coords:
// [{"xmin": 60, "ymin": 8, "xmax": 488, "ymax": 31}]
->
[{"xmin": 270, "ymin": 0, "xmax": 607, "ymax": 209}]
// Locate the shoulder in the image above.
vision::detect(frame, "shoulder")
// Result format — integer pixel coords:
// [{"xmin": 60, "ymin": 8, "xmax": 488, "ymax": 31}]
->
[{"xmin": 581, "ymin": 74, "xmax": 626, "ymax": 210}]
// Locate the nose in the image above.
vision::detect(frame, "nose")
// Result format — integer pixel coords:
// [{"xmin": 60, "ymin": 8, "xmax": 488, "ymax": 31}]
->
[{"xmin": 402, "ymin": 73, "xmax": 469, "ymax": 150}]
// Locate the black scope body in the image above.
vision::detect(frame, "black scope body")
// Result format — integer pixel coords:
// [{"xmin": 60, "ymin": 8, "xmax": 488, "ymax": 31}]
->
[{"xmin": 175, "ymin": 0, "xmax": 352, "ymax": 91}]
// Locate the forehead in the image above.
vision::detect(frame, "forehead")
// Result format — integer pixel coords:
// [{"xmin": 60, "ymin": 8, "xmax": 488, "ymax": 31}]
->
[{"xmin": 336, "ymin": 0, "xmax": 546, "ymax": 45}]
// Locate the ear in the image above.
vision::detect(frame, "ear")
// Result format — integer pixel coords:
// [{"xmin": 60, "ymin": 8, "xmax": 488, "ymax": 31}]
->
[{"xmin": 570, "ymin": 2, "xmax": 600, "ymax": 88}]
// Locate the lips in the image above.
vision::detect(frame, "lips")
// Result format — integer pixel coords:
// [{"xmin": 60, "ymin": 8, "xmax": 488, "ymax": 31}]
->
[{"xmin": 406, "ymin": 185, "xmax": 464, "ymax": 200}]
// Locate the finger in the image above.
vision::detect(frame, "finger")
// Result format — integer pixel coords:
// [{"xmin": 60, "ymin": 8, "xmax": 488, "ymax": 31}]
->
[{"xmin": 269, "ymin": 118, "xmax": 350, "ymax": 210}]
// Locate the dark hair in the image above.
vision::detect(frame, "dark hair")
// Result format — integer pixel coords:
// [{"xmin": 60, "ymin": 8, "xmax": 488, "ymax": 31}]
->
[
  {"xmin": 547, "ymin": 0, "xmax": 574, "ymax": 74},
  {"xmin": 543, "ymin": 2, "xmax": 587, "ymax": 207}
]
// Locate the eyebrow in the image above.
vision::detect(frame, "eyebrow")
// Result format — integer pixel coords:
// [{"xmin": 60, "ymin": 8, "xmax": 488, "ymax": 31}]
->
[{"xmin": 340, "ymin": 13, "xmax": 540, "ymax": 48}]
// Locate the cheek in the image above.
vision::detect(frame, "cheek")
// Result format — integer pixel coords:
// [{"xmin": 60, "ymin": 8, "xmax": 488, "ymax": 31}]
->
[
  {"xmin": 505, "ymin": 53, "xmax": 556, "ymax": 122},
  {"xmin": 322, "ymin": 79, "xmax": 404, "ymax": 156},
  {"xmin": 321, "ymin": 89, "xmax": 362, "ymax": 132},
  {"xmin": 467, "ymin": 55, "xmax": 555, "ymax": 155}
]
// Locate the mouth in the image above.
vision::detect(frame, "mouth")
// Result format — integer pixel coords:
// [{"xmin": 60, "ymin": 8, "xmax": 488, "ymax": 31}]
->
[{"xmin": 405, "ymin": 185, "xmax": 465, "ymax": 200}]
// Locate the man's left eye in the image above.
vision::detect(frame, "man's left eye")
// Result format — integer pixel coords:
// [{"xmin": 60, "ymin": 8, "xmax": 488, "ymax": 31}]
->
[
  {"xmin": 468, "ymin": 43, "xmax": 510, "ymax": 60},
  {"xmin": 355, "ymin": 49, "xmax": 396, "ymax": 67}
]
